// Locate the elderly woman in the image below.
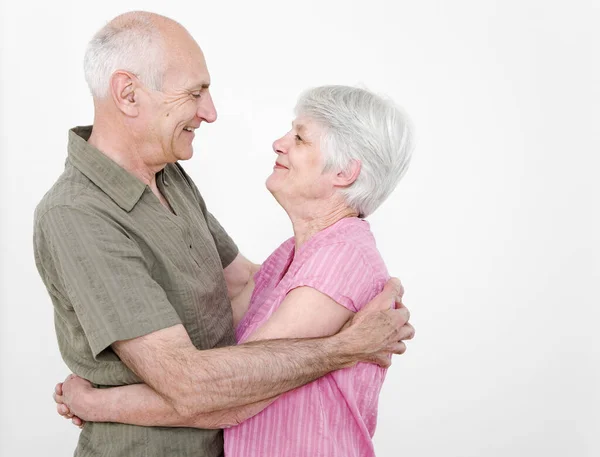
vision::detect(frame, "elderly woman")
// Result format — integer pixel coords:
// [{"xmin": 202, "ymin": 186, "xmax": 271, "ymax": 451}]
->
[{"xmin": 55, "ymin": 85, "xmax": 413, "ymax": 457}]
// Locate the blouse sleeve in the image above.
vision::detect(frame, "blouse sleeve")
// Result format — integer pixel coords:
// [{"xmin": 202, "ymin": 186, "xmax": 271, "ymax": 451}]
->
[{"xmin": 285, "ymin": 243, "xmax": 377, "ymax": 312}]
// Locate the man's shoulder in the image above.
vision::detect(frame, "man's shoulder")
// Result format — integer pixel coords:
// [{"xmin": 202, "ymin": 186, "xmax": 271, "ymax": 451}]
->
[{"xmin": 34, "ymin": 163, "xmax": 99, "ymax": 226}]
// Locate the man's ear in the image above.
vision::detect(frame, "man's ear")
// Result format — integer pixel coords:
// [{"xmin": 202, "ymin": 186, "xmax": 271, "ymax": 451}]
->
[
  {"xmin": 333, "ymin": 159, "xmax": 361, "ymax": 188},
  {"xmin": 109, "ymin": 71, "xmax": 140, "ymax": 117}
]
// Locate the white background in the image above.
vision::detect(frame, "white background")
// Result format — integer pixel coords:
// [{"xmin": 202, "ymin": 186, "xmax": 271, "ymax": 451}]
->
[{"xmin": 1, "ymin": 0, "xmax": 598, "ymax": 456}]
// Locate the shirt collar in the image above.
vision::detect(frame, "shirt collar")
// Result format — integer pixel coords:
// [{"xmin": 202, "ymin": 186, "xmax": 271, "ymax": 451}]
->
[{"xmin": 67, "ymin": 126, "xmax": 147, "ymax": 212}]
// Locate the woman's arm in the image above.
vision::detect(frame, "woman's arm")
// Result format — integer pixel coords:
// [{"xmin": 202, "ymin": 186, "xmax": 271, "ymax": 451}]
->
[
  {"xmin": 245, "ymin": 286, "xmax": 353, "ymax": 341},
  {"xmin": 55, "ymin": 286, "xmax": 354, "ymax": 428},
  {"xmin": 222, "ymin": 253, "xmax": 260, "ymax": 326},
  {"xmin": 56, "ymin": 375, "xmax": 278, "ymax": 429}
]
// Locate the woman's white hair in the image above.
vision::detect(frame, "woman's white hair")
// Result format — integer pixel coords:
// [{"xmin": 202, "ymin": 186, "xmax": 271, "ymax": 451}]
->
[
  {"xmin": 295, "ymin": 85, "xmax": 414, "ymax": 218},
  {"xmin": 84, "ymin": 11, "xmax": 165, "ymax": 99}
]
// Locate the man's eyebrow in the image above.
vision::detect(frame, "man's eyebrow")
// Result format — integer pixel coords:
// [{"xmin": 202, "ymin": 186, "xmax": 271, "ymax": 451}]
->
[{"xmin": 191, "ymin": 82, "xmax": 211, "ymax": 90}]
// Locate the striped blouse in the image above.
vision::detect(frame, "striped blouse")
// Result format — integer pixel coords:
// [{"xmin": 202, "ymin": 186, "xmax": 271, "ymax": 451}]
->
[{"xmin": 224, "ymin": 217, "xmax": 390, "ymax": 457}]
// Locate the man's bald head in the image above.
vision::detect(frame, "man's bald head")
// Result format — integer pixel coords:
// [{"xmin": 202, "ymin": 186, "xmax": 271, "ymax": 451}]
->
[{"xmin": 84, "ymin": 11, "xmax": 200, "ymax": 99}]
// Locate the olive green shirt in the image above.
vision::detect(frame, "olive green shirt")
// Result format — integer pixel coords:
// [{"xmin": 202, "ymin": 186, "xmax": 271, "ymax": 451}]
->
[{"xmin": 33, "ymin": 126, "xmax": 238, "ymax": 457}]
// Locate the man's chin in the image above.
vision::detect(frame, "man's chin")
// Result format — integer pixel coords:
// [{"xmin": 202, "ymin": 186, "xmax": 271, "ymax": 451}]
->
[{"xmin": 175, "ymin": 146, "xmax": 194, "ymax": 162}]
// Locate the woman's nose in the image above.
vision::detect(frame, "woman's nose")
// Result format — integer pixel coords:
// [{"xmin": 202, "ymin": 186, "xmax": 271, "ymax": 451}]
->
[{"xmin": 272, "ymin": 137, "xmax": 287, "ymax": 155}]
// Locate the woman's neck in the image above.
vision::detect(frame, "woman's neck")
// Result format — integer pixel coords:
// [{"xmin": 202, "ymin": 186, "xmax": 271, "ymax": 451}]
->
[{"xmin": 289, "ymin": 204, "xmax": 359, "ymax": 251}]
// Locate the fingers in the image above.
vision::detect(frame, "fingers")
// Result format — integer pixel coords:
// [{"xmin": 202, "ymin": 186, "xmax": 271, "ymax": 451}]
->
[
  {"xmin": 388, "ymin": 306, "xmax": 410, "ymax": 327},
  {"xmin": 394, "ymin": 294, "xmax": 406, "ymax": 309},
  {"xmin": 393, "ymin": 278, "xmax": 405, "ymax": 299},
  {"xmin": 373, "ymin": 341, "xmax": 408, "ymax": 366},
  {"xmin": 363, "ymin": 278, "xmax": 403, "ymax": 312},
  {"xmin": 57, "ymin": 403, "xmax": 69, "ymax": 415},
  {"xmin": 57, "ymin": 403, "xmax": 72, "ymax": 417},
  {"xmin": 389, "ymin": 278, "xmax": 405, "ymax": 309},
  {"xmin": 53, "ymin": 391, "xmax": 63, "ymax": 404},
  {"xmin": 390, "ymin": 341, "xmax": 407, "ymax": 355},
  {"xmin": 55, "ymin": 375, "xmax": 85, "ymax": 428},
  {"xmin": 55, "ymin": 382, "xmax": 73, "ymax": 419},
  {"xmin": 71, "ymin": 416, "xmax": 85, "ymax": 428},
  {"xmin": 384, "ymin": 277, "xmax": 403, "ymax": 299},
  {"xmin": 398, "ymin": 323, "xmax": 415, "ymax": 341},
  {"xmin": 373, "ymin": 355, "xmax": 392, "ymax": 368}
]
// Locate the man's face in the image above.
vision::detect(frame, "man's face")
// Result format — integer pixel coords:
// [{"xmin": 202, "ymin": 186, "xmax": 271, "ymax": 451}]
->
[{"xmin": 142, "ymin": 37, "xmax": 217, "ymax": 163}]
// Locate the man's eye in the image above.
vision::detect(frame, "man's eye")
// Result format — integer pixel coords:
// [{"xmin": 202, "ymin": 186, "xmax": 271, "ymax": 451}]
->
[
  {"xmin": 295, "ymin": 134, "xmax": 303, "ymax": 142},
  {"xmin": 191, "ymin": 92, "xmax": 201, "ymax": 98}
]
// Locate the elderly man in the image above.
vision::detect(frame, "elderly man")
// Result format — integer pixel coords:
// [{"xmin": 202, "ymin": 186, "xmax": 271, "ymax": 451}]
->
[{"xmin": 34, "ymin": 11, "xmax": 414, "ymax": 457}]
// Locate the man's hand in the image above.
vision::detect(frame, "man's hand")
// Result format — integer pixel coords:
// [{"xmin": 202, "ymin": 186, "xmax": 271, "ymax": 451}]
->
[
  {"xmin": 341, "ymin": 277, "xmax": 415, "ymax": 367},
  {"xmin": 53, "ymin": 374, "xmax": 93, "ymax": 428},
  {"xmin": 50, "ymin": 278, "xmax": 412, "ymax": 428}
]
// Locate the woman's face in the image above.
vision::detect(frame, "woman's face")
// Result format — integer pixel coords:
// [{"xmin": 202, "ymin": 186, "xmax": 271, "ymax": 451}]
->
[{"xmin": 266, "ymin": 116, "xmax": 336, "ymax": 207}]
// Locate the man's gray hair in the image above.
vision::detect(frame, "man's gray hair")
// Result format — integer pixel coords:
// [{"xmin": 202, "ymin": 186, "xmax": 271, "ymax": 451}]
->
[
  {"xmin": 295, "ymin": 85, "xmax": 414, "ymax": 218},
  {"xmin": 84, "ymin": 11, "xmax": 165, "ymax": 99}
]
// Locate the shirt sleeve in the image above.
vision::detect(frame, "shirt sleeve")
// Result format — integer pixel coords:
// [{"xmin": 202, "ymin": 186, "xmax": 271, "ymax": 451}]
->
[
  {"xmin": 36, "ymin": 205, "xmax": 182, "ymax": 358},
  {"xmin": 285, "ymin": 243, "xmax": 377, "ymax": 312}
]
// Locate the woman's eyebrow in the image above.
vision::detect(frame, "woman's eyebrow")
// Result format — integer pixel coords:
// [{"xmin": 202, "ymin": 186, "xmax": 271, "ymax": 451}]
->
[{"xmin": 292, "ymin": 122, "xmax": 307, "ymax": 136}]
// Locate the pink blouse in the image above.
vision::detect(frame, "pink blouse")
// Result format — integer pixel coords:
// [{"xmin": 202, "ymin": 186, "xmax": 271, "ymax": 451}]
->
[{"xmin": 224, "ymin": 217, "xmax": 390, "ymax": 457}]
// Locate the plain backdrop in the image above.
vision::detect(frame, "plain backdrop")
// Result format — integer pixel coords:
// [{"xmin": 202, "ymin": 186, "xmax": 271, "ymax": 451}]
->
[{"xmin": 1, "ymin": 0, "xmax": 598, "ymax": 456}]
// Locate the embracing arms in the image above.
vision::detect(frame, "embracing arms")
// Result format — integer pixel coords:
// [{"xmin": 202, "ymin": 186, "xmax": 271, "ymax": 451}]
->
[
  {"xmin": 39, "ymin": 204, "xmax": 412, "ymax": 429},
  {"xmin": 55, "ymin": 280, "xmax": 413, "ymax": 428}
]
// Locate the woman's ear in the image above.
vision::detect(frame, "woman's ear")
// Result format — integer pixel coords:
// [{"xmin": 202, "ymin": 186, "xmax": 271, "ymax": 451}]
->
[
  {"xmin": 333, "ymin": 159, "xmax": 361, "ymax": 188},
  {"xmin": 109, "ymin": 71, "xmax": 140, "ymax": 117}
]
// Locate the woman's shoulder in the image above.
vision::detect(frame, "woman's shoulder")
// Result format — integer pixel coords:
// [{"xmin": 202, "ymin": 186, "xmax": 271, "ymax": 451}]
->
[
  {"xmin": 307, "ymin": 218, "xmax": 388, "ymax": 280},
  {"xmin": 255, "ymin": 237, "xmax": 295, "ymax": 279}
]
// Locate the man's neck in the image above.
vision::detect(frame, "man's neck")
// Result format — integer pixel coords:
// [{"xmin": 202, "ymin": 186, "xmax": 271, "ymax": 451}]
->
[{"xmin": 88, "ymin": 120, "xmax": 164, "ymax": 187}]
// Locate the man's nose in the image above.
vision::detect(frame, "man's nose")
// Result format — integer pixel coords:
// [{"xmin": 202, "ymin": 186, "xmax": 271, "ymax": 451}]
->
[{"xmin": 197, "ymin": 91, "xmax": 217, "ymax": 123}]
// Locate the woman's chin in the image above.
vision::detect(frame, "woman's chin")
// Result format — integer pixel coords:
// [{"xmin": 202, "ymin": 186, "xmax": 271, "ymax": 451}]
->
[{"xmin": 265, "ymin": 174, "xmax": 279, "ymax": 193}]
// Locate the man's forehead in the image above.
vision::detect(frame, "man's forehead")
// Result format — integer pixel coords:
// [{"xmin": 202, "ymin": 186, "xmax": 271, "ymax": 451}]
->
[{"xmin": 164, "ymin": 59, "xmax": 210, "ymax": 90}]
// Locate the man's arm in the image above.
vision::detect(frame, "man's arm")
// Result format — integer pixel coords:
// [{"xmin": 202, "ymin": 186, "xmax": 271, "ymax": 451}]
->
[
  {"xmin": 56, "ymin": 286, "xmax": 356, "ymax": 428},
  {"xmin": 57, "ymin": 279, "xmax": 412, "ymax": 428},
  {"xmin": 39, "ymin": 205, "xmax": 412, "ymax": 424},
  {"xmin": 222, "ymin": 254, "xmax": 260, "ymax": 327},
  {"xmin": 111, "ymin": 276, "xmax": 410, "ymax": 421}
]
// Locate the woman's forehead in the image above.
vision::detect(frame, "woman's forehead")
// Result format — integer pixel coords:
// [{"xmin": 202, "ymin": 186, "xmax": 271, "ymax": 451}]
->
[{"xmin": 292, "ymin": 117, "xmax": 323, "ymax": 136}]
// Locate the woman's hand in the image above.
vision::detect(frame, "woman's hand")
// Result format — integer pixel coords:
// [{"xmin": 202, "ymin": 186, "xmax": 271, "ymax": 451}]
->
[{"xmin": 53, "ymin": 374, "xmax": 94, "ymax": 428}]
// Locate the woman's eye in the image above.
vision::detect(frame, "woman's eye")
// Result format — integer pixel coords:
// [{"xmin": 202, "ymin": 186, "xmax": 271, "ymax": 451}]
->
[{"xmin": 295, "ymin": 134, "xmax": 303, "ymax": 142}]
